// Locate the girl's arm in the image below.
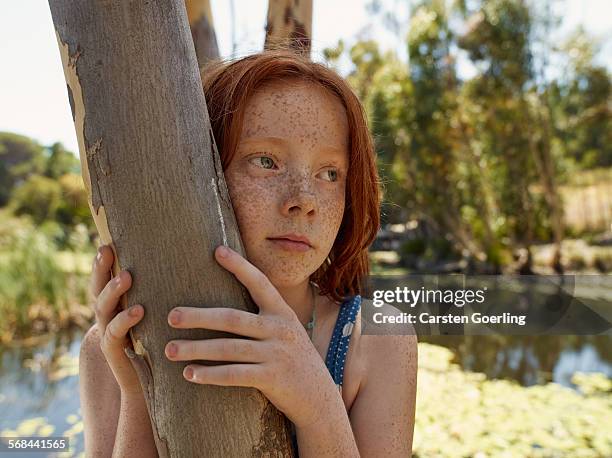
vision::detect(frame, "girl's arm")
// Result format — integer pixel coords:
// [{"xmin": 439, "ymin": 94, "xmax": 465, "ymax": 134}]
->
[
  {"xmin": 295, "ymin": 312, "xmax": 418, "ymax": 458},
  {"xmin": 79, "ymin": 324, "xmax": 158, "ymax": 457},
  {"xmin": 349, "ymin": 331, "xmax": 418, "ymax": 456},
  {"xmin": 79, "ymin": 324, "xmax": 121, "ymax": 457},
  {"xmin": 294, "ymin": 382, "xmax": 360, "ymax": 457},
  {"xmin": 113, "ymin": 391, "xmax": 158, "ymax": 458},
  {"xmin": 82, "ymin": 245, "xmax": 158, "ymax": 456}
]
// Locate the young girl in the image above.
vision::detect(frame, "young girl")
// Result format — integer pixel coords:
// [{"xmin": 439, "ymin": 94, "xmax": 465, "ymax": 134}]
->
[{"xmin": 79, "ymin": 49, "xmax": 417, "ymax": 457}]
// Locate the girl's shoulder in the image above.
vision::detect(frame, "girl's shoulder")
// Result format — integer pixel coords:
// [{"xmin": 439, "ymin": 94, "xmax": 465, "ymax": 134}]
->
[
  {"xmin": 359, "ymin": 297, "xmax": 418, "ymax": 338},
  {"xmin": 356, "ymin": 297, "xmax": 418, "ymax": 386},
  {"xmin": 325, "ymin": 295, "xmax": 417, "ymax": 371},
  {"xmin": 341, "ymin": 298, "xmax": 418, "ymax": 454},
  {"xmin": 328, "ymin": 296, "xmax": 417, "ymax": 411}
]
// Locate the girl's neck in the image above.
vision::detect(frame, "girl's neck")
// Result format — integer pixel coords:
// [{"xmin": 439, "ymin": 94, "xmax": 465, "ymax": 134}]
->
[{"xmin": 276, "ymin": 280, "xmax": 317, "ymax": 327}]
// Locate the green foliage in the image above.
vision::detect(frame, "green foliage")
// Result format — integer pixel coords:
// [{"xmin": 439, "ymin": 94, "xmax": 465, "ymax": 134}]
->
[
  {"xmin": 326, "ymin": 0, "xmax": 611, "ymax": 268},
  {"xmin": 56, "ymin": 173, "xmax": 91, "ymax": 229},
  {"xmin": 458, "ymin": 0, "xmax": 533, "ymax": 89},
  {"xmin": 0, "ymin": 134, "xmax": 92, "ymax": 245},
  {"xmin": 0, "ymin": 211, "xmax": 92, "ymax": 339},
  {"xmin": 0, "ymin": 132, "xmax": 47, "ymax": 206},
  {"xmin": 424, "ymin": 237, "xmax": 458, "ymax": 262},
  {"xmin": 402, "ymin": 238, "xmax": 426, "ymax": 257},
  {"xmin": 405, "ymin": 1, "xmax": 470, "ymax": 250},
  {"xmin": 347, "ymin": 40, "xmax": 386, "ymax": 101},
  {"xmin": 44, "ymin": 142, "xmax": 80, "ymax": 179},
  {"xmin": 0, "ymin": 133, "xmax": 92, "ymax": 243},
  {"xmin": 321, "ymin": 39, "xmax": 345, "ymax": 71},
  {"xmin": 550, "ymin": 47, "xmax": 612, "ymax": 169},
  {"xmin": 8, "ymin": 175, "xmax": 63, "ymax": 225}
]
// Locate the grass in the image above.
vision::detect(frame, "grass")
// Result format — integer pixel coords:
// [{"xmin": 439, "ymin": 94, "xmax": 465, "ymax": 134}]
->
[{"xmin": 0, "ymin": 213, "xmax": 94, "ymax": 342}]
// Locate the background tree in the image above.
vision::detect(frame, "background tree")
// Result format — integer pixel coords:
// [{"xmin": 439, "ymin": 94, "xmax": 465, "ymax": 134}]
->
[
  {"xmin": 322, "ymin": 0, "xmax": 612, "ymax": 272},
  {"xmin": 44, "ymin": 142, "xmax": 81, "ymax": 180},
  {"xmin": 552, "ymin": 28, "xmax": 612, "ymax": 169},
  {"xmin": 185, "ymin": 0, "xmax": 220, "ymax": 67},
  {"xmin": 405, "ymin": 1, "xmax": 483, "ymax": 261},
  {"xmin": 264, "ymin": 0, "xmax": 313, "ymax": 57},
  {"xmin": 8, "ymin": 174, "xmax": 63, "ymax": 225},
  {"xmin": 457, "ymin": 0, "xmax": 540, "ymax": 272},
  {"xmin": 0, "ymin": 132, "xmax": 47, "ymax": 205},
  {"xmin": 526, "ymin": 0, "xmax": 565, "ymax": 272},
  {"xmin": 56, "ymin": 172, "xmax": 91, "ymax": 229}
]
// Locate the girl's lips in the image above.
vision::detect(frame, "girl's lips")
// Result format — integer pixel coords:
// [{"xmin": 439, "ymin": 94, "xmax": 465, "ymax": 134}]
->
[{"xmin": 267, "ymin": 238, "xmax": 312, "ymax": 252}]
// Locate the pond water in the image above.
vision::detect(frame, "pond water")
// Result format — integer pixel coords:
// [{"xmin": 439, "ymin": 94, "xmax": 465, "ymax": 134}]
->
[
  {"xmin": 0, "ymin": 275, "xmax": 610, "ymax": 456},
  {"xmin": 371, "ymin": 273, "xmax": 612, "ymax": 386},
  {"xmin": 0, "ymin": 328, "xmax": 84, "ymax": 457}
]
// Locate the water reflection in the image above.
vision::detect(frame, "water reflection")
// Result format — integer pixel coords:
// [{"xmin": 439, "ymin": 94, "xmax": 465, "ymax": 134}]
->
[
  {"xmin": 418, "ymin": 334, "xmax": 612, "ymax": 387},
  {"xmin": 368, "ymin": 274, "xmax": 612, "ymax": 387},
  {"xmin": 0, "ymin": 327, "xmax": 85, "ymax": 457}
]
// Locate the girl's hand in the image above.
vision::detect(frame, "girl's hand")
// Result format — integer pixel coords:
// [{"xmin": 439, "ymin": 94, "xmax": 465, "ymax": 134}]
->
[
  {"xmin": 90, "ymin": 244, "xmax": 145, "ymax": 396},
  {"xmin": 164, "ymin": 245, "xmax": 335, "ymax": 428}
]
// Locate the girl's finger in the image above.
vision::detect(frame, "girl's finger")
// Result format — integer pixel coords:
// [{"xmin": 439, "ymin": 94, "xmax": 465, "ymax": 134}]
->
[
  {"xmin": 101, "ymin": 305, "xmax": 143, "ymax": 354},
  {"xmin": 95, "ymin": 270, "xmax": 132, "ymax": 330},
  {"xmin": 184, "ymin": 363, "xmax": 265, "ymax": 388},
  {"xmin": 165, "ymin": 338, "xmax": 265, "ymax": 363},
  {"xmin": 214, "ymin": 246, "xmax": 288, "ymax": 316},
  {"xmin": 89, "ymin": 245, "xmax": 114, "ymax": 299},
  {"xmin": 168, "ymin": 307, "xmax": 269, "ymax": 339}
]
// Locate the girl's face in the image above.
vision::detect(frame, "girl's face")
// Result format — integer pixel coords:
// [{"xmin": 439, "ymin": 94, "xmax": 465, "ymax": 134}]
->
[{"xmin": 224, "ymin": 79, "xmax": 349, "ymax": 289}]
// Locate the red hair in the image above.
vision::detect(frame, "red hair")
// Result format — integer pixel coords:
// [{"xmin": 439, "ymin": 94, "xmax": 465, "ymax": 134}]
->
[{"xmin": 201, "ymin": 50, "xmax": 380, "ymax": 303}]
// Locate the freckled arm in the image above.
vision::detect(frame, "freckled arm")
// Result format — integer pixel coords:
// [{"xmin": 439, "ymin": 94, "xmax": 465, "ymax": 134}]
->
[{"xmin": 294, "ymin": 381, "xmax": 361, "ymax": 457}]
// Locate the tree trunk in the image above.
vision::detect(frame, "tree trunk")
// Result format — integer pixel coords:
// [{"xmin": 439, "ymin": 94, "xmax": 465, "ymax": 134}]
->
[
  {"xmin": 530, "ymin": 102, "xmax": 565, "ymax": 273},
  {"xmin": 264, "ymin": 0, "xmax": 312, "ymax": 57},
  {"xmin": 185, "ymin": 0, "xmax": 220, "ymax": 68},
  {"xmin": 48, "ymin": 1, "xmax": 294, "ymax": 456},
  {"xmin": 531, "ymin": 0, "xmax": 564, "ymax": 273}
]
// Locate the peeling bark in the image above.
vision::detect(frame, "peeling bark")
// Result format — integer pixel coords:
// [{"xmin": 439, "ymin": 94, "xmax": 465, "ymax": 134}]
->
[
  {"xmin": 49, "ymin": 1, "xmax": 294, "ymax": 456},
  {"xmin": 264, "ymin": 0, "xmax": 313, "ymax": 57}
]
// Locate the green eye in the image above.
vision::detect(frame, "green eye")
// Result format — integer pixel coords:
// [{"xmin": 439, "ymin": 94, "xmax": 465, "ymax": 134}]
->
[
  {"xmin": 250, "ymin": 156, "xmax": 276, "ymax": 169},
  {"xmin": 322, "ymin": 169, "xmax": 338, "ymax": 182}
]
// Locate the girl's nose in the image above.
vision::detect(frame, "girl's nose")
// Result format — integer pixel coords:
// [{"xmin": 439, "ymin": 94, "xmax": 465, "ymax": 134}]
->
[{"xmin": 281, "ymin": 180, "xmax": 316, "ymax": 217}]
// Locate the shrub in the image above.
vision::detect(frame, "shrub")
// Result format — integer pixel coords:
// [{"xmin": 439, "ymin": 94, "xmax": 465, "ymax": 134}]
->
[
  {"xmin": 8, "ymin": 175, "xmax": 63, "ymax": 225},
  {"xmin": 0, "ymin": 213, "xmax": 93, "ymax": 340}
]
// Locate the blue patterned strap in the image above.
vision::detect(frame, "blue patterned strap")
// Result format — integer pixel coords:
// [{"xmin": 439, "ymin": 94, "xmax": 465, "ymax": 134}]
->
[{"xmin": 324, "ymin": 295, "xmax": 362, "ymax": 393}]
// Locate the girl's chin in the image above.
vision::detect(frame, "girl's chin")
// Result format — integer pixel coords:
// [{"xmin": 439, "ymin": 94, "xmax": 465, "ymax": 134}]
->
[
  {"xmin": 245, "ymin": 246, "xmax": 324, "ymax": 286},
  {"xmin": 257, "ymin": 265, "xmax": 320, "ymax": 289},
  {"xmin": 263, "ymin": 272, "xmax": 312, "ymax": 289}
]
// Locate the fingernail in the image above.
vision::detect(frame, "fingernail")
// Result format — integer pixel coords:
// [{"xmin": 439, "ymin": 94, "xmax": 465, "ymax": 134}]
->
[
  {"xmin": 129, "ymin": 305, "xmax": 141, "ymax": 317},
  {"xmin": 169, "ymin": 310, "xmax": 181, "ymax": 326},
  {"xmin": 96, "ymin": 251, "xmax": 103, "ymax": 263},
  {"xmin": 218, "ymin": 245, "xmax": 230, "ymax": 258},
  {"xmin": 166, "ymin": 343, "xmax": 177, "ymax": 358},
  {"xmin": 184, "ymin": 366, "xmax": 194, "ymax": 380}
]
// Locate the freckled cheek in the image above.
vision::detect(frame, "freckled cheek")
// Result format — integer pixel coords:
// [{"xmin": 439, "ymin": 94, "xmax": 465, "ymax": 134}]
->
[
  {"xmin": 225, "ymin": 175, "xmax": 274, "ymax": 243},
  {"xmin": 317, "ymin": 191, "xmax": 345, "ymax": 248}
]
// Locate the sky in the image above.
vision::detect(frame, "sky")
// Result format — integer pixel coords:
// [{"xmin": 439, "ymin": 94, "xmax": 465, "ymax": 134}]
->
[{"xmin": 0, "ymin": 0, "xmax": 610, "ymax": 155}]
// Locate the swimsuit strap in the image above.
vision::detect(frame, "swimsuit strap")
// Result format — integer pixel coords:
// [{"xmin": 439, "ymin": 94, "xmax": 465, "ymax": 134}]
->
[{"xmin": 324, "ymin": 295, "xmax": 361, "ymax": 391}]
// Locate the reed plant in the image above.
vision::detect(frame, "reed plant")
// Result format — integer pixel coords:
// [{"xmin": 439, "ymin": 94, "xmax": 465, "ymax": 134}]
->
[{"xmin": 0, "ymin": 211, "xmax": 92, "ymax": 341}]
